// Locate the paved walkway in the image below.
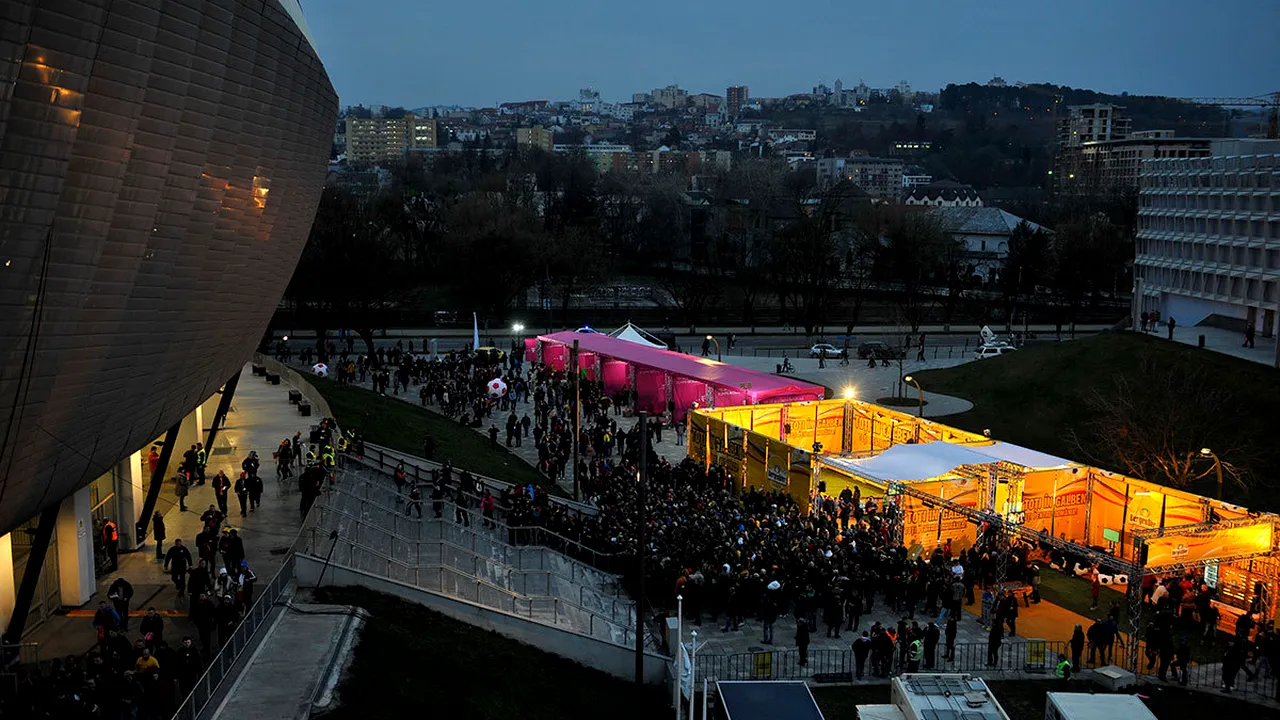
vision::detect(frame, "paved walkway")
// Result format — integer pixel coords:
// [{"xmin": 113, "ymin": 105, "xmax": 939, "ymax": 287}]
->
[
  {"xmin": 28, "ymin": 362, "xmax": 320, "ymax": 659},
  {"xmin": 1156, "ymin": 324, "xmax": 1280, "ymax": 368}
]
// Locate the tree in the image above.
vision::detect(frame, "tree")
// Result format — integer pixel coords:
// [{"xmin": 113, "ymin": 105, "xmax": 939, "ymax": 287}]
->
[
  {"xmin": 877, "ymin": 212, "xmax": 961, "ymax": 333},
  {"xmin": 1000, "ymin": 220, "xmax": 1053, "ymax": 326},
  {"xmin": 438, "ymin": 192, "xmax": 544, "ymax": 315},
  {"xmin": 768, "ymin": 183, "xmax": 864, "ymax": 335},
  {"xmin": 286, "ymin": 186, "xmax": 410, "ymax": 362},
  {"xmin": 1071, "ymin": 353, "xmax": 1257, "ymax": 491}
]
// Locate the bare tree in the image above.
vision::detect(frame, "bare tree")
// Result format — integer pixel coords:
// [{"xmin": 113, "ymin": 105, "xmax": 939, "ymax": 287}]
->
[{"xmin": 1070, "ymin": 353, "xmax": 1255, "ymax": 490}]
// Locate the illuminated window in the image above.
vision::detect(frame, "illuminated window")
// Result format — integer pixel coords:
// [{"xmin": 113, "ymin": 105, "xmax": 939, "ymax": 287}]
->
[{"xmin": 252, "ymin": 175, "xmax": 271, "ymax": 209}]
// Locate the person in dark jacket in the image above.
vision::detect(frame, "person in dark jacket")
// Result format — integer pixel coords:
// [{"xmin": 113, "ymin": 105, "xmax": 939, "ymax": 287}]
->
[
  {"xmin": 852, "ymin": 631, "xmax": 872, "ymax": 679},
  {"xmin": 164, "ymin": 538, "xmax": 193, "ymax": 596},
  {"xmin": 108, "ymin": 576, "xmax": 135, "ymax": 631},
  {"xmin": 923, "ymin": 621, "xmax": 941, "ymax": 669},
  {"xmin": 139, "ymin": 607, "xmax": 164, "ymax": 647},
  {"xmin": 176, "ymin": 637, "xmax": 203, "ymax": 694},
  {"xmin": 234, "ymin": 472, "xmax": 249, "ymax": 516},
  {"xmin": 1070, "ymin": 623, "xmax": 1085, "ymax": 671},
  {"xmin": 211, "ymin": 471, "xmax": 231, "ymax": 515},
  {"xmin": 249, "ymin": 471, "xmax": 264, "ymax": 511},
  {"xmin": 944, "ymin": 615, "xmax": 958, "ymax": 661},
  {"xmin": 1172, "ymin": 636, "xmax": 1191, "ymax": 685},
  {"xmin": 795, "ymin": 620, "xmax": 810, "ymax": 667},
  {"xmin": 152, "ymin": 511, "xmax": 167, "ymax": 559}
]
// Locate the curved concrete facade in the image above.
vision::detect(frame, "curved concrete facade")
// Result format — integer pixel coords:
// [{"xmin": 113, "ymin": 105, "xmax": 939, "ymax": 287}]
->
[{"xmin": 0, "ymin": 0, "xmax": 338, "ymax": 535}]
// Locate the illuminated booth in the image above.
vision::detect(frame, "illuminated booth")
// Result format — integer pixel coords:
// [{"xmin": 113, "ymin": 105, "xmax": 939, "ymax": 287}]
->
[{"xmin": 692, "ymin": 398, "xmax": 1280, "ymax": 649}]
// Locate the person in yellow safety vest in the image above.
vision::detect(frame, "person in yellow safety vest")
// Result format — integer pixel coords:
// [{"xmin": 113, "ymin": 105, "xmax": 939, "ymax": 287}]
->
[
  {"xmin": 322, "ymin": 449, "xmax": 335, "ymax": 472},
  {"xmin": 195, "ymin": 443, "xmax": 207, "ymax": 483},
  {"xmin": 305, "ymin": 446, "xmax": 318, "ymax": 466},
  {"xmin": 907, "ymin": 638, "xmax": 922, "ymax": 673},
  {"xmin": 1055, "ymin": 654, "xmax": 1072, "ymax": 680},
  {"xmin": 337, "ymin": 435, "xmax": 349, "ymax": 453}
]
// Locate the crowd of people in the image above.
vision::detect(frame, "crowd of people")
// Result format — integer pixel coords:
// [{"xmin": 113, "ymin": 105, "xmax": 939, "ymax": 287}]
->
[
  {"xmin": 0, "ymin": 415, "xmax": 347, "ymax": 718},
  {"xmin": 269, "ymin": 342, "xmax": 1276, "ymax": 695}
]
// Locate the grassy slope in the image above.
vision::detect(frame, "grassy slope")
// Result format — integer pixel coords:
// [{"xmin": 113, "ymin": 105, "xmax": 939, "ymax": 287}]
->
[
  {"xmin": 307, "ymin": 374, "xmax": 547, "ymax": 487},
  {"xmin": 913, "ymin": 332, "xmax": 1280, "ymax": 507},
  {"xmin": 315, "ymin": 587, "xmax": 670, "ymax": 720}
]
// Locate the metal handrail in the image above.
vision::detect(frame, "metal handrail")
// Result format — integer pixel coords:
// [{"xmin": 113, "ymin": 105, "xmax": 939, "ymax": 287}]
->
[
  {"xmin": 317, "ymin": 501, "xmax": 634, "ymax": 626},
  {"xmin": 322, "ymin": 531, "xmax": 637, "ymax": 646},
  {"xmin": 330, "ymin": 466, "xmax": 623, "ymax": 575}
]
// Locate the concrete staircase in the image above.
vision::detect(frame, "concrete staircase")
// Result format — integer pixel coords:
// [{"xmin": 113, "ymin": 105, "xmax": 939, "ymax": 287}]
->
[{"xmin": 314, "ymin": 463, "xmax": 638, "ymax": 647}]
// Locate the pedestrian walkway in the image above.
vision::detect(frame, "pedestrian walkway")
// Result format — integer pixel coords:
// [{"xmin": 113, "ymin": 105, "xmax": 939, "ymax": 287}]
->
[
  {"xmin": 1157, "ymin": 323, "xmax": 1280, "ymax": 368},
  {"xmin": 287, "ymin": 360, "xmax": 689, "ymax": 497},
  {"xmin": 27, "ymin": 362, "xmax": 320, "ymax": 659}
]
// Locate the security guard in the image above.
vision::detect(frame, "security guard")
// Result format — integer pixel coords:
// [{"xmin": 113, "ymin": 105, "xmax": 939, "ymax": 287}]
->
[
  {"xmin": 195, "ymin": 442, "xmax": 207, "ymax": 483},
  {"xmin": 101, "ymin": 519, "xmax": 120, "ymax": 571},
  {"xmin": 1055, "ymin": 654, "xmax": 1072, "ymax": 681},
  {"xmin": 305, "ymin": 445, "xmax": 318, "ymax": 466},
  {"xmin": 907, "ymin": 637, "xmax": 923, "ymax": 673}
]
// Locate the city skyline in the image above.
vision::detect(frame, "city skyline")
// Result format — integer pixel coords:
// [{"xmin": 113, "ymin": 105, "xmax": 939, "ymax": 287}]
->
[{"xmin": 303, "ymin": 0, "xmax": 1280, "ymax": 107}]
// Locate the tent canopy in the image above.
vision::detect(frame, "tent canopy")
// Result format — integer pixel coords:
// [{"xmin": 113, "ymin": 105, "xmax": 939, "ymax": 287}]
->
[
  {"xmin": 608, "ymin": 322, "xmax": 666, "ymax": 349},
  {"xmin": 537, "ymin": 331, "xmax": 823, "ymax": 402},
  {"xmin": 823, "ymin": 441, "xmax": 1076, "ymax": 482}
]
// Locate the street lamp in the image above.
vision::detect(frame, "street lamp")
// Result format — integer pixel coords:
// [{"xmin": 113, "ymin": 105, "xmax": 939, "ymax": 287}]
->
[
  {"xmin": 705, "ymin": 334, "xmax": 721, "ymax": 362},
  {"xmin": 1201, "ymin": 448, "xmax": 1224, "ymax": 500},
  {"xmin": 843, "ymin": 387, "xmax": 856, "ymax": 400},
  {"xmin": 903, "ymin": 375, "xmax": 924, "ymax": 418}
]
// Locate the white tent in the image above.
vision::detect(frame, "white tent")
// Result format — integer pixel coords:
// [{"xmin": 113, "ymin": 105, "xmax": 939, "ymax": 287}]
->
[
  {"xmin": 608, "ymin": 322, "xmax": 667, "ymax": 349},
  {"xmin": 824, "ymin": 441, "xmax": 1076, "ymax": 483}
]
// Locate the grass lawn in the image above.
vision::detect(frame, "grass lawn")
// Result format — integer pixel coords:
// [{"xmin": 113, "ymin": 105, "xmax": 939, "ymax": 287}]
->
[
  {"xmin": 313, "ymin": 586, "xmax": 670, "ymax": 720},
  {"xmin": 306, "ymin": 374, "xmax": 549, "ymax": 488},
  {"xmin": 812, "ymin": 679, "xmax": 1280, "ymax": 720},
  {"xmin": 913, "ymin": 332, "xmax": 1280, "ymax": 509}
]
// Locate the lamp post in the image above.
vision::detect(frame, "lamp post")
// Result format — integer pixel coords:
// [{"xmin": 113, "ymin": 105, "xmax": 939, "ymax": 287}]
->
[
  {"xmin": 903, "ymin": 375, "xmax": 924, "ymax": 418},
  {"xmin": 512, "ymin": 323, "xmax": 524, "ymax": 363},
  {"xmin": 635, "ymin": 411, "xmax": 649, "ymax": 684},
  {"xmin": 705, "ymin": 335, "xmax": 721, "ymax": 362},
  {"xmin": 1201, "ymin": 448, "xmax": 1224, "ymax": 500}
]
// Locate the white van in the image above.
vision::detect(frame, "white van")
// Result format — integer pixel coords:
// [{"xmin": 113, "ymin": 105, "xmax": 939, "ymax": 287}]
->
[{"xmin": 974, "ymin": 344, "xmax": 1017, "ymax": 360}]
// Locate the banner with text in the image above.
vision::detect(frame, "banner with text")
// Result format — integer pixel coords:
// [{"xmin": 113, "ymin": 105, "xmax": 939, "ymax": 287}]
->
[
  {"xmin": 815, "ymin": 403, "xmax": 845, "ymax": 455},
  {"xmin": 687, "ymin": 413, "xmax": 708, "ymax": 468},
  {"xmin": 1144, "ymin": 522, "xmax": 1274, "ymax": 568},
  {"xmin": 767, "ymin": 438, "xmax": 792, "ymax": 492},
  {"xmin": 1021, "ymin": 470, "xmax": 1089, "ymax": 543},
  {"xmin": 751, "ymin": 405, "xmax": 783, "ymax": 441}
]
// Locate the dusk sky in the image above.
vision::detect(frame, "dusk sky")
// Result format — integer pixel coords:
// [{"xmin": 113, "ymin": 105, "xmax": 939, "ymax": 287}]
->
[{"xmin": 301, "ymin": 0, "xmax": 1280, "ymax": 108}]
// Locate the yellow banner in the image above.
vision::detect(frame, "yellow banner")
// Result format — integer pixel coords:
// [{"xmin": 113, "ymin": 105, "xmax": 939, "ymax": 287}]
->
[
  {"xmin": 720, "ymin": 407, "xmax": 752, "ymax": 431},
  {"xmin": 1126, "ymin": 487, "xmax": 1164, "ymax": 534},
  {"xmin": 1088, "ymin": 471, "xmax": 1129, "ymax": 548},
  {"xmin": 687, "ymin": 413, "xmax": 708, "ymax": 467},
  {"xmin": 745, "ymin": 431, "xmax": 769, "ymax": 492},
  {"xmin": 767, "ymin": 439, "xmax": 791, "ymax": 491},
  {"xmin": 788, "ymin": 448, "xmax": 812, "ymax": 510},
  {"xmin": 751, "ymin": 405, "xmax": 783, "ymax": 441},
  {"xmin": 815, "ymin": 403, "xmax": 845, "ymax": 455},
  {"xmin": 784, "ymin": 403, "xmax": 818, "ymax": 450},
  {"xmin": 1145, "ymin": 523, "xmax": 1274, "ymax": 568},
  {"xmin": 707, "ymin": 417, "xmax": 727, "ymax": 470},
  {"xmin": 722, "ymin": 426, "xmax": 745, "ymax": 486},
  {"xmin": 1021, "ymin": 470, "xmax": 1089, "ymax": 543}
]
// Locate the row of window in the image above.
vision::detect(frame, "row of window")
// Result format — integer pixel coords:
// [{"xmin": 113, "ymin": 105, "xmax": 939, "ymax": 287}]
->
[
  {"xmin": 1140, "ymin": 192, "xmax": 1279, "ymax": 213},
  {"xmin": 1137, "ymin": 214, "xmax": 1280, "ymax": 240},
  {"xmin": 1141, "ymin": 170, "xmax": 1279, "ymax": 189},
  {"xmin": 1138, "ymin": 238, "xmax": 1280, "ymax": 269},
  {"xmin": 1137, "ymin": 266, "xmax": 1278, "ymax": 304}
]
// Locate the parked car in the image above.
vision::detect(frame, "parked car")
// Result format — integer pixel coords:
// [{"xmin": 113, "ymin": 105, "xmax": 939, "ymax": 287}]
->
[
  {"xmin": 809, "ymin": 343, "xmax": 842, "ymax": 359},
  {"xmin": 974, "ymin": 344, "xmax": 1017, "ymax": 360},
  {"xmin": 857, "ymin": 341, "xmax": 905, "ymax": 360}
]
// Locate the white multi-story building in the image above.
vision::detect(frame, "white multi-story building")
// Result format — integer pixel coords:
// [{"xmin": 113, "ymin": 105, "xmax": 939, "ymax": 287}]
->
[{"xmin": 1134, "ymin": 139, "xmax": 1280, "ymax": 357}]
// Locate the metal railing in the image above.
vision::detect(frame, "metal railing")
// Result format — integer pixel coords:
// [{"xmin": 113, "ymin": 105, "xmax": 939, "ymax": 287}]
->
[
  {"xmin": 335, "ymin": 461, "xmax": 623, "ymax": 572},
  {"xmin": 311, "ymin": 475, "xmax": 641, "ymax": 644},
  {"xmin": 315, "ymin": 527, "xmax": 638, "ymax": 648},
  {"xmin": 693, "ymin": 640, "xmax": 1068, "ymax": 683},
  {"xmin": 315, "ymin": 498, "xmax": 635, "ymax": 628},
  {"xmin": 171, "ymin": 553, "xmax": 300, "ymax": 720}
]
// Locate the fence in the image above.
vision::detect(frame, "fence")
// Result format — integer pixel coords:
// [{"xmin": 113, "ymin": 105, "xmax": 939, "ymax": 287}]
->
[
  {"xmin": 170, "ymin": 553, "xmax": 300, "ymax": 720},
  {"xmin": 311, "ymin": 473, "xmax": 642, "ymax": 647},
  {"xmin": 693, "ymin": 640, "xmax": 1068, "ymax": 684}
]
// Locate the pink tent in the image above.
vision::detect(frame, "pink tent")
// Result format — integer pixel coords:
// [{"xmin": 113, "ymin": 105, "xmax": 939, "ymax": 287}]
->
[
  {"xmin": 602, "ymin": 359, "xmax": 629, "ymax": 395},
  {"xmin": 672, "ymin": 378, "xmax": 706, "ymax": 421},
  {"xmin": 536, "ymin": 332, "xmax": 824, "ymax": 417}
]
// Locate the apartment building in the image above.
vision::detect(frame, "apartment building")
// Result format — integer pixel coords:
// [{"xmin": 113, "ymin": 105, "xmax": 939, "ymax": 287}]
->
[
  {"xmin": 345, "ymin": 112, "xmax": 436, "ymax": 164},
  {"xmin": 1058, "ymin": 103, "xmax": 1131, "ymax": 148},
  {"xmin": 516, "ymin": 126, "xmax": 555, "ymax": 153},
  {"xmin": 1057, "ymin": 130, "xmax": 1212, "ymax": 195},
  {"xmin": 726, "ymin": 85, "xmax": 749, "ymax": 117},
  {"xmin": 817, "ymin": 156, "xmax": 905, "ymax": 198},
  {"xmin": 1134, "ymin": 139, "xmax": 1280, "ymax": 356}
]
